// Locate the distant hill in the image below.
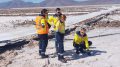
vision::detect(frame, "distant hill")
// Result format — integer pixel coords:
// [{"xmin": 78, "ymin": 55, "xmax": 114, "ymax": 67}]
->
[
  {"xmin": 0, "ymin": 0, "xmax": 120, "ymax": 8},
  {"xmin": 0, "ymin": 0, "xmax": 78, "ymax": 8},
  {"xmin": 79, "ymin": 0, "xmax": 120, "ymax": 5},
  {"xmin": 0, "ymin": 0, "xmax": 37, "ymax": 8},
  {"xmin": 39, "ymin": 0, "xmax": 79, "ymax": 7}
]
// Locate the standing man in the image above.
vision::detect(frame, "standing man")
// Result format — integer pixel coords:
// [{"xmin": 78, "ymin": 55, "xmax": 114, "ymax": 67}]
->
[
  {"xmin": 54, "ymin": 8, "xmax": 65, "ymax": 53},
  {"xmin": 48, "ymin": 8, "xmax": 65, "ymax": 53},
  {"xmin": 55, "ymin": 14, "xmax": 67, "ymax": 63},
  {"xmin": 35, "ymin": 9, "xmax": 51, "ymax": 58}
]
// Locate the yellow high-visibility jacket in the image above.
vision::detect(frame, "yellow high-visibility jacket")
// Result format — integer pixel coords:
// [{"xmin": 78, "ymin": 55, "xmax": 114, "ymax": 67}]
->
[
  {"xmin": 48, "ymin": 16, "xmax": 59, "ymax": 30},
  {"xmin": 73, "ymin": 31, "xmax": 89, "ymax": 49},
  {"xmin": 55, "ymin": 20, "xmax": 65, "ymax": 34}
]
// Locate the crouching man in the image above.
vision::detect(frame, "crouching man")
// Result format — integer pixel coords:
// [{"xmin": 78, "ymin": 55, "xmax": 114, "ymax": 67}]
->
[{"xmin": 73, "ymin": 27, "xmax": 92, "ymax": 55}]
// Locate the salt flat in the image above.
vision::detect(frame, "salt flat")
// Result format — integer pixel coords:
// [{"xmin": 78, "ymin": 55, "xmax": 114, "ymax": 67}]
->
[
  {"xmin": 5, "ymin": 27, "xmax": 120, "ymax": 67},
  {"xmin": 0, "ymin": 7, "xmax": 118, "ymax": 42}
]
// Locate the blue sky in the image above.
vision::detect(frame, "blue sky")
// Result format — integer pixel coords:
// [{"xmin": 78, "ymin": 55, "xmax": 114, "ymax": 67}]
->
[{"xmin": 0, "ymin": 0, "xmax": 88, "ymax": 3}]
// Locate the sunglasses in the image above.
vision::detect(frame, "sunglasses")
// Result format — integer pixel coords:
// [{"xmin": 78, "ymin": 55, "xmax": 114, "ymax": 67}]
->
[{"xmin": 81, "ymin": 32, "xmax": 84, "ymax": 34}]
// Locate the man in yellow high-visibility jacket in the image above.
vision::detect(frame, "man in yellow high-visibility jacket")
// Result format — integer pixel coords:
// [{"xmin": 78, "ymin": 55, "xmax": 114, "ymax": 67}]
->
[
  {"xmin": 34, "ymin": 9, "xmax": 51, "ymax": 58},
  {"xmin": 48, "ymin": 8, "xmax": 65, "ymax": 53},
  {"xmin": 73, "ymin": 27, "xmax": 92, "ymax": 55},
  {"xmin": 54, "ymin": 14, "xmax": 67, "ymax": 63}
]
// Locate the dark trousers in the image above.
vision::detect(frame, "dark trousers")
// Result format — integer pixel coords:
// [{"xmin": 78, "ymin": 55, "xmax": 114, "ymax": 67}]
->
[
  {"xmin": 73, "ymin": 41, "xmax": 92, "ymax": 53},
  {"xmin": 55, "ymin": 32, "xmax": 65, "ymax": 53},
  {"xmin": 55, "ymin": 32, "xmax": 65, "ymax": 59},
  {"xmin": 38, "ymin": 34, "xmax": 48, "ymax": 56}
]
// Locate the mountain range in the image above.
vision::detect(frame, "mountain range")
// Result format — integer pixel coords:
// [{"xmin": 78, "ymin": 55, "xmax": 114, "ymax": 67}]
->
[
  {"xmin": 79, "ymin": 0, "xmax": 120, "ymax": 5},
  {"xmin": 0, "ymin": 0, "xmax": 120, "ymax": 8}
]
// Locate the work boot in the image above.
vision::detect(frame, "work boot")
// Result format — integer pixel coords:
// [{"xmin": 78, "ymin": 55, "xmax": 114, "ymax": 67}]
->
[
  {"xmin": 76, "ymin": 50, "xmax": 80, "ymax": 54},
  {"xmin": 39, "ymin": 53, "xmax": 41, "ymax": 56},
  {"xmin": 87, "ymin": 51, "xmax": 92, "ymax": 56},
  {"xmin": 80, "ymin": 48, "xmax": 86, "ymax": 54},
  {"xmin": 58, "ymin": 56, "xmax": 67, "ymax": 63},
  {"xmin": 39, "ymin": 50, "xmax": 41, "ymax": 55},
  {"xmin": 59, "ymin": 58, "xmax": 67, "ymax": 63},
  {"xmin": 41, "ymin": 55, "xmax": 49, "ymax": 58},
  {"xmin": 62, "ymin": 50, "xmax": 66, "ymax": 53}
]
